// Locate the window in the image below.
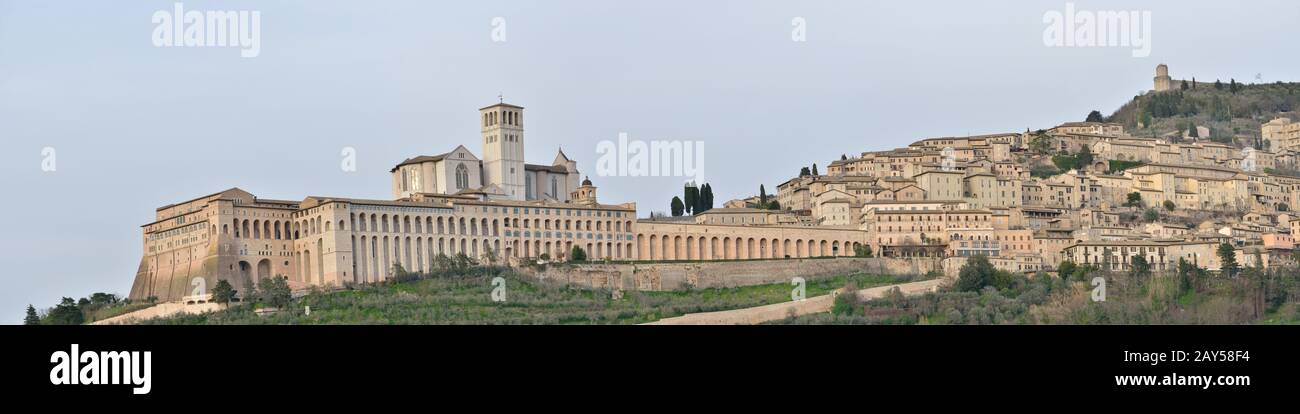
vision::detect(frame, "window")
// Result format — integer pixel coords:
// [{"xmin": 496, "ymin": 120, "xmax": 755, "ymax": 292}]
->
[
  {"xmin": 551, "ymin": 177, "xmax": 558, "ymax": 197},
  {"xmin": 455, "ymin": 164, "xmax": 469, "ymax": 189}
]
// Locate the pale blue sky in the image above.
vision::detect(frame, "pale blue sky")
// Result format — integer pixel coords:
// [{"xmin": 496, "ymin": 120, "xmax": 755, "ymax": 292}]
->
[{"xmin": 2, "ymin": 0, "xmax": 1298, "ymax": 322}]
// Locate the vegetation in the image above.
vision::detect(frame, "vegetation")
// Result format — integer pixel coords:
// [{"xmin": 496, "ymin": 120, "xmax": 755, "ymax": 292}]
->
[
  {"xmin": 1030, "ymin": 164, "xmax": 1061, "ymax": 179},
  {"xmin": 1108, "ymin": 80, "xmax": 1300, "ymax": 142},
  {"xmin": 1085, "ymin": 110, "xmax": 1104, "ymax": 123},
  {"xmin": 1218, "ymin": 243, "xmax": 1240, "ymax": 277},
  {"xmin": 143, "ymin": 268, "xmax": 922, "ymax": 325},
  {"xmin": 212, "ymin": 279, "xmax": 236, "ymax": 305},
  {"xmin": 25, "ymin": 292, "xmax": 152, "ymax": 325},
  {"xmin": 23, "ymin": 305, "xmax": 40, "ymax": 325},
  {"xmin": 772, "ymin": 262, "xmax": 1300, "ymax": 325},
  {"xmin": 1108, "ymin": 160, "xmax": 1142, "ymax": 174},
  {"xmin": 259, "ymin": 276, "xmax": 293, "ymax": 308},
  {"xmin": 670, "ymin": 196, "xmax": 684, "ymax": 216},
  {"xmin": 1143, "ymin": 208, "xmax": 1159, "ymax": 222},
  {"xmin": 1051, "ymin": 153, "xmax": 1083, "ymax": 172},
  {"xmin": 1129, "ymin": 256, "xmax": 1152, "ymax": 278},
  {"xmin": 570, "ymin": 245, "xmax": 588, "ymax": 262},
  {"xmin": 1124, "ymin": 192, "xmax": 1143, "ymax": 208},
  {"xmin": 853, "ymin": 244, "xmax": 873, "ymax": 258}
]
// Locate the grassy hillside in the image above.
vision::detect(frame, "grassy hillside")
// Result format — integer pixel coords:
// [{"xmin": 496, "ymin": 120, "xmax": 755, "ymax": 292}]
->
[
  {"xmin": 768, "ymin": 265, "xmax": 1300, "ymax": 325},
  {"xmin": 1105, "ymin": 80, "xmax": 1300, "ymax": 148},
  {"xmin": 141, "ymin": 268, "xmax": 924, "ymax": 325}
]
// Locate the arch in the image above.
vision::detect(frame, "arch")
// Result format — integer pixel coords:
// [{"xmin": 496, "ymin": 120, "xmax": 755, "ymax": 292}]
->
[
  {"xmin": 238, "ymin": 260, "xmax": 252, "ymax": 285},
  {"xmin": 256, "ymin": 259, "xmax": 271, "ymax": 281}
]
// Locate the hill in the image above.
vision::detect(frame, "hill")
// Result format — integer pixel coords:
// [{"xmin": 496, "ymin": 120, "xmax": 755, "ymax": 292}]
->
[
  {"xmin": 1105, "ymin": 80, "xmax": 1300, "ymax": 149},
  {"xmin": 137, "ymin": 267, "xmax": 918, "ymax": 325}
]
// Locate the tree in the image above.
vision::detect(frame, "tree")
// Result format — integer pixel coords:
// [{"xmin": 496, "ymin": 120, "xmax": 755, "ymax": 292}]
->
[
  {"xmin": 1029, "ymin": 130, "xmax": 1052, "ymax": 154},
  {"xmin": 1214, "ymin": 79, "xmax": 1223, "ymax": 90},
  {"xmin": 44, "ymin": 297, "xmax": 84, "ymax": 325},
  {"xmin": 699, "ymin": 183, "xmax": 714, "ymax": 213},
  {"xmin": 811, "ymin": 163, "xmax": 819, "ymax": 176},
  {"xmin": 23, "ymin": 305, "xmax": 40, "ymax": 325},
  {"xmin": 240, "ymin": 273, "xmax": 257, "ymax": 303},
  {"xmin": 1192, "ymin": 77, "xmax": 1197, "ymax": 89},
  {"xmin": 799, "ymin": 167, "xmax": 811, "ymax": 176},
  {"xmin": 1163, "ymin": 200, "xmax": 1176, "ymax": 212},
  {"xmin": 1057, "ymin": 261, "xmax": 1078, "ymax": 281},
  {"xmin": 1188, "ymin": 122, "xmax": 1199, "ymax": 138},
  {"xmin": 853, "ymin": 244, "xmax": 873, "ymax": 258},
  {"xmin": 1085, "ymin": 110, "xmax": 1104, "ymax": 123},
  {"xmin": 1218, "ymin": 243, "xmax": 1240, "ymax": 277},
  {"xmin": 956, "ymin": 255, "xmax": 997, "ymax": 292},
  {"xmin": 1176, "ymin": 258, "xmax": 1200, "ymax": 294},
  {"xmin": 683, "ymin": 183, "xmax": 698, "ymax": 215},
  {"xmin": 1277, "ymin": 203, "xmax": 1289, "ymax": 212},
  {"xmin": 759, "ymin": 185, "xmax": 768, "ymax": 207},
  {"xmin": 211, "ymin": 279, "xmax": 236, "ymax": 305},
  {"xmin": 841, "ymin": 154, "xmax": 848, "ymax": 160},
  {"xmin": 570, "ymin": 245, "xmax": 588, "ymax": 262},
  {"xmin": 258, "ymin": 276, "xmax": 292, "ymax": 308},
  {"xmin": 1143, "ymin": 208, "xmax": 1159, "ymax": 222},
  {"xmin": 1124, "ymin": 192, "xmax": 1143, "ymax": 208},
  {"xmin": 1077, "ymin": 145, "xmax": 1094, "ymax": 167},
  {"xmin": 670, "ymin": 196, "xmax": 684, "ymax": 217},
  {"xmin": 88, "ymin": 293, "xmax": 118, "ymax": 308},
  {"xmin": 1129, "ymin": 255, "xmax": 1151, "ymax": 278}
]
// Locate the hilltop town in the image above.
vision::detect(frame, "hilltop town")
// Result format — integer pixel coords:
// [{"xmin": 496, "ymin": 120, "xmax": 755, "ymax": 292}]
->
[
  {"xmin": 712, "ymin": 64, "xmax": 1300, "ymax": 275},
  {"xmin": 110, "ymin": 64, "xmax": 1300, "ymax": 310}
]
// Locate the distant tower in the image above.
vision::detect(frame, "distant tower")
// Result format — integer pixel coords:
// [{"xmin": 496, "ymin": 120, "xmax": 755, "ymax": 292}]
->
[
  {"xmin": 1154, "ymin": 64, "xmax": 1172, "ymax": 92},
  {"xmin": 572, "ymin": 176, "xmax": 598, "ymax": 205},
  {"xmin": 481, "ymin": 102, "xmax": 526, "ymax": 200}
]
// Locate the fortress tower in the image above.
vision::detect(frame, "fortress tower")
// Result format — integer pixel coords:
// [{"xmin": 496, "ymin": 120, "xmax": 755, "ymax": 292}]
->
[
  {"xmin": 481, "ymin": 102, "xmax": 526, "ymax": 200},
  {"xmin": 1154, "ymin": 64, "xmax": 1173, "ymax": 92}
]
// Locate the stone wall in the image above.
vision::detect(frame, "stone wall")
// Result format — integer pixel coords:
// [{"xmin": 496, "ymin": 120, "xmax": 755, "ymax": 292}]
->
[{"xmin": 522, "ymin": 257, "xmax": 942, "ymax": 291}]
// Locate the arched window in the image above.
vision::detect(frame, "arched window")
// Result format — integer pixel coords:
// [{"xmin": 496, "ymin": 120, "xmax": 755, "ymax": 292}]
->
[
  {"xmin": 455, "ymin": 164, "xmax": 469, "ymax": 190},
  {"xmin": 551, "ymin": 177, "xmax": 558, "ymax": 198}
]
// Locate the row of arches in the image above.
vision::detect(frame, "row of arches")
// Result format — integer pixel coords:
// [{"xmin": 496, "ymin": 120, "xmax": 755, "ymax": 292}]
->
[
  {"xmin": 635, "ymin": 234, "xmax": 861, "ymax": 261},
  {"xmin": 514, "ymin": 217, "xmax": 633, "ymax": 232},
  {"xmin": 349, "ymin": 235, "xmax": 498, "ymax": 283},
  {"xmin": 219, "ymin": 216, "xmax": 348, "ymax": 241},
  {"xmin": 506, "ymin": 240, "xmax": 634, "ymax": 261},
  {"xmin": 351, "ymin": 213, "xmax": 500, "ymax": 238}
]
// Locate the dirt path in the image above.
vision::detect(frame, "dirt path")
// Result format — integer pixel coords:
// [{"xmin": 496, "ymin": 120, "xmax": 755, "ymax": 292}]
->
[{"xmin": 645, "ymin": 278, "xmax": 947, "ymax": 325}]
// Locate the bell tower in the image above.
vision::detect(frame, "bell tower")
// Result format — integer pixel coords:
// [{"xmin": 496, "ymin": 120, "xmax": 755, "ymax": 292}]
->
[{"xmin": 480, "ymin": 100, "xmax": 525, "ymax": 200}]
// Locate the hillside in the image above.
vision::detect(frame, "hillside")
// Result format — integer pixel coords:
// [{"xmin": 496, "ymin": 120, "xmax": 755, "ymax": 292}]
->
[
  {"xmin": 137, "ymin": 268, "xmax": 918, "ymax": 325},
  {"xmin": 1105, "ymin": 80, "xmax": 1300, "ymax": 148}
]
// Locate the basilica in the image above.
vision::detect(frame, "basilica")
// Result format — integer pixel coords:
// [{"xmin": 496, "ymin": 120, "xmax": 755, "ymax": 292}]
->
[{"xmin": 130, "ymin": 101, "xmax": 864, "ymax": 303}]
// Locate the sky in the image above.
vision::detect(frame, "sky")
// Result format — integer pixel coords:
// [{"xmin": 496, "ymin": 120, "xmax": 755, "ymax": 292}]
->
[{"xmin": 2, "ymin": 0, "xmax": 1298, "ymax": 323}]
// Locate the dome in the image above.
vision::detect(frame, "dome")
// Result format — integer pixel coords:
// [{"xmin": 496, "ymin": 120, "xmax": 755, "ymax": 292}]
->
[{"xmin": 582, "ymin": 176, "xmax": 592, "ymax": 186}]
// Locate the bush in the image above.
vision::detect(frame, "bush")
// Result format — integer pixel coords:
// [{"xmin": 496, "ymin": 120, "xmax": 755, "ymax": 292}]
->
[
  {"xmin": 258, "ymin": 276, "xmax": 292, "ymax": 308},
  {"xmin": 570, "ymin": 246, "xmax": 588, "ymax": 262},
  {"xmin": 211, "ymin": 279, "xmax": 236, "ymax": 304}
]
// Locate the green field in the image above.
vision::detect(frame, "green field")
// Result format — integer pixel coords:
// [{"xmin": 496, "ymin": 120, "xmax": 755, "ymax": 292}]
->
[{"xmin": 142, "ymin": 269, "xmax": 923, "ymax": 325}]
